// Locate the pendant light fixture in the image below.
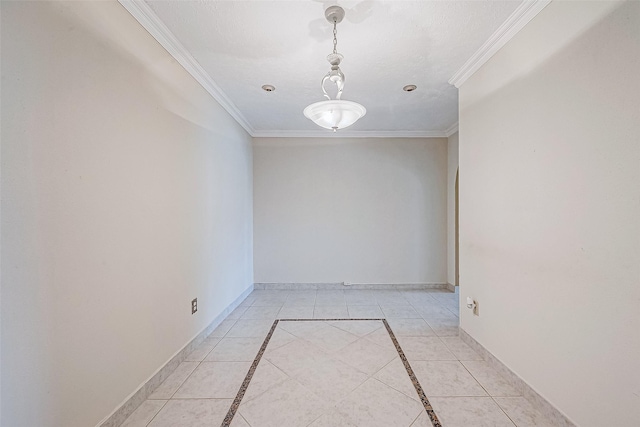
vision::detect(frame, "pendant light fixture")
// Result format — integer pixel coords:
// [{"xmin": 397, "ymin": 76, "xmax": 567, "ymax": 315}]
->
[{"xmin": 304, "ymin": 6, "xmax": 366, "ymax": 132}]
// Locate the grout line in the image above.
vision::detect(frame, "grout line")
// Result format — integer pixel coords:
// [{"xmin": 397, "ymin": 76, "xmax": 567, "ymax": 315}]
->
[
  {"xmin": 144, "ymin": 399, "xmax": 169, "ymax": 427},
  {"xmin": 490, "ymin": 396, "xmax": 520, "ymax": 426},
  {"xmin": 368, "ymin": 356, "xmax": 422, "ymax": 403},
  {"xmin": 408, "ymin": 409, "xmax": 424, "ymax": 427},
  {"xmin": 382, "ymin": 319, "xmax": 442, "ymax": 427},
  {"xmin": 237, "ymin": 412, "xmax": 253, "ymax": 427},
  {"xmin": 458, "ymin": 359, "xmax": 494, "ymax": 399},
  {"xmin": 164, "ymin": 361, "xmax": 201, "ymax": 401}
]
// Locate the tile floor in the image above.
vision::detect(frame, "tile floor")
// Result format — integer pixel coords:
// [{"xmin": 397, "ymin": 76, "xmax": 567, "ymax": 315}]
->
[{"xmin": 121, "ymin": 289, "xmax": 558, "ymax": 427}]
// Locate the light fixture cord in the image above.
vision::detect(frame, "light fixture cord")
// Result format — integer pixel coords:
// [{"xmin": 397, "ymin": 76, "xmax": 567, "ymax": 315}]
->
[{"xmin": 333, "ymin": 19, "xmax": 338, "ymax": 54}]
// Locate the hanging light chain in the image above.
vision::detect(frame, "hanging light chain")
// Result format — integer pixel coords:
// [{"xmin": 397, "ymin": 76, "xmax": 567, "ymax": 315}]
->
[{"xmin": 333, "ymin": 19, "xmax": 338, "ymax": 54}]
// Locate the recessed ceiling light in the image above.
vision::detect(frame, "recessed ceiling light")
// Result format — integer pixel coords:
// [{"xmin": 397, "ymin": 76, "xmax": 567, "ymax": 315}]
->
[
  {"xmin": 261, "ymin": 84, "xmax": 275, "ymax": 92},
  {"xmin": 403, "ymin": 84, "xmax": 417, "ymax": 92}
]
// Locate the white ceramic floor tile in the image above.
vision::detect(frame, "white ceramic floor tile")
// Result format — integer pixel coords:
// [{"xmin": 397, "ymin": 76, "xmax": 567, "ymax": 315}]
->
[
  {"xmin": 226, "ymin": 306, "xmax": 249, "ymax": 320},
  {"xmin": 315, "ymin": 291, "xmax": 347, "ymax": 306},
  {"xmin": 283, "ymin": 295, "xmax": 317, "ymax": 306},
  {"xmin": 382, "ymin": 306, "xmax": 421, "ymax": 318},
  {"xmin": 242, "ymin": 359, "xmax": 289, "ymax": 404},
  {"xmin": 461, "ymin": 361, "xmax": 522, "ymax": 397},
  {"xmin": 226, "ymin": 319, "xmax": 274, "ymax": 338},
  {"xmin": 430, "ymin": 396, "xmax": 515, "ymax": 426},
  {"xmin": 148, "ymin": 399, "xmax": 232, "ymax": 427},
  {"xmin": 241, "ymin": 305, "xmax": 281, "ymax": 320},
  {"xmin": 238, "ymin": 298, "xmax": 255, "ymax": 307},
  {"xmin": 494, "ymin": 397, "xmax": 559, "ymax": 426},
  {"xmin": 185, "ymin": 337, "xmax": 221, "ymax": 361},
  {"xmin": 277, "ymin": 305, "xmax": 314, "ymax": 319},
  {"xmin": 440, "ymin": 336, "xmax": 483, "ymax": 360},
  {"xmin": 264, "ymin": 338, "xmax": 328, "ymax": 377},
  {"xmin": 410, "ymin": 411, "xmax": 435, "ymax": 427},
  {"xmin": 398, "ymin": 336, "xmax": 457, "ymax": 361},
  {"xmin": 344, "ymin": 293, "xmax": 377, "ymax": 305},
  {"xmin": 251, "ymin": 296, "xmax": 287, "ymax": 307},
  {"xmin": 292, "ymin": 352, "xmax": 369, "ymax": 405},
  {"xmin": 386, "ymin": 318, "xmax": 436, "ymax": 337},
  {"xmin": 425, "ymin": 318, "xmax": 459, "ymax": 336},
  {"xmin": 308, "ymin": 410, "xmax": 359, "ymax": 427},
  {"xmin": 149, "ymin": 362, "xmax": 199, "ymax": 400},
  {"xmin": 121, "ymin": 400, "xmax": 167, "ymax": 427},
  {"xmin": 431, "ymin": 293, "xmax": 459, "ymax": 304},
  {"xmin": 239, "ymin": 378, "xmax": 329, "ymax": 427},
  {"xmin": 331, "ymin": 378, "xmax": 424, "ymax": 427},
  {"xmin": 401, "ymin": 292, "xmax": 438, "ymax": 305},
  {"xmin": 209, "ymin": 319, "xmax": 238, "ymax": 338},
  {"xmin": 229, "ymin": 413, "xmax": 251, "ymax": 427},
  {"xmin": 328, "ymin": 319, "xmax": 383, "ymax": 337},
  {"xmin": 278, "ymin": 319, "xmax": 330, "ymax": 337},
  {"xmin": 313, "ymin": 305, "xmax": 349, "ymax": 318},
  {"xmin": 264, "ymin": 328, "xmax": 297, "ymax": 351},
  {"xmin": 363, "ymin": 326, "xmax": 396, "ymax": 350},
  {"xmin": 315, "ymin": 290, "xmax": 345, "ymax": 298},
  {"xmin": 412, "ymin": 361, "xmax": 487, "ymax": 397},
  {"xmin": 373, "ymin": 357, "xmax": 420, "ymax": 401},
  {"xmin": 304, "ymin": 324, "xmax": 360, "ymax": 352},
  {"xmin": 337, "ymin": 337, "xmax": 398, "ymax": 375},
  {"xmin": 174, "ymin": 361, "xmax": 251, "ymax": 398},
  {"xmin": 348, "ymin": 305, "xmax": 384, "ymax": 318},
  {"xmin": 377, "ymin": 294, "xmax": 413, "ymax": 308},
  {"xmin": 418, "ymin": 306, "xmax": 460, "ymax": 321},
  {"xmin": 204, "ymin": 337, "xmax": 263, "ymax": 362}
]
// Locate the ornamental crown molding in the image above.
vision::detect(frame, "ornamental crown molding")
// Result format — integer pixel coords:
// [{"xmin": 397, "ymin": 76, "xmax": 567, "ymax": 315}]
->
[
  {"xmin": 120, "ymin": 1, "xmax": 471, "ymax": 138},
  {"xmin": 118, "ymin": 0, "xmax": 255, "ymax": 135},
  {"xmin": 252, "ymin": 130, "xmax": 449, "ymax": 139},
  {"xmin": 449, "ymin": 0, "xmax": 552, "ymax": 88}
]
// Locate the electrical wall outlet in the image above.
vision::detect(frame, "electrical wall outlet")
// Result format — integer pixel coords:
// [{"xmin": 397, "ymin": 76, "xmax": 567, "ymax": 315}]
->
[
  {"xmin": 473, "ymin": 300, "xmax": 479, "ymax": 316},
  {"xmin": 191, "ymin": 298, "xmax": 198, "ymax": 314}
]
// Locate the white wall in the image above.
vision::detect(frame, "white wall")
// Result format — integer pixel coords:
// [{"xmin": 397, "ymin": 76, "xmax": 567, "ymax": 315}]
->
[
  {"xmin": 459, "ymin": 1, "xmax": 640, "ymax": 426},
  {"xmin": 253, "ymin": 137, "xmax": 447, "ymax": 284},
  {"xmin": 1, "ymin": 2, "xmax": 253, "ymax": 426},
  {"xmin": 447, "ymin": 132, "xmax": 459, "ymax": 286}
]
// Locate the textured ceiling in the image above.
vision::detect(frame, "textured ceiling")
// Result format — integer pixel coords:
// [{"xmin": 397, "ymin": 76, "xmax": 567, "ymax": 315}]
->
[{"xmin": 144, "ymin": 0, "xmax": 521, "ymax": 135}]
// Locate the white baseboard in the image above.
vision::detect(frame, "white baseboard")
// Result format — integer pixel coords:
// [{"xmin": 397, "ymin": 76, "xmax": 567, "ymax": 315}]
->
[
  {"xmin": 97, "ymin": 285, "xmax": 253, "ymax": 427},
  {"xmin": 254, "ymin": 282, "xmax": 449, "ymax": 291},
  {"xmin": 446, "ymin": 282, "xmax": 457, "ymax": 292},
  {"xmin": 459, "ymin": 328, "xmax": 576, "ymax": 427}
]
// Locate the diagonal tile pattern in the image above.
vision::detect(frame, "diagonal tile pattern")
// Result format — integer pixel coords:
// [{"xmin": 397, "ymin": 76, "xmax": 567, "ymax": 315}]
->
[{"xmin": 121, "ymin": 288, "xmax": 562, "ymax": 427}]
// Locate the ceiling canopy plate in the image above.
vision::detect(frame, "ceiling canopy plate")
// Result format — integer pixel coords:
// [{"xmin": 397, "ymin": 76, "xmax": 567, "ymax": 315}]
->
[{"xmin": 324, "ymin": 5, "xmax": 345, "ymax": 24}]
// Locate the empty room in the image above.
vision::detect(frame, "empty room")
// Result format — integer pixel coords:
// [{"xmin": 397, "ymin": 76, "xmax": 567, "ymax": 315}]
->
[{"xmin": 1, "ymin": 1, "xmax": 638, "ymax": 427}]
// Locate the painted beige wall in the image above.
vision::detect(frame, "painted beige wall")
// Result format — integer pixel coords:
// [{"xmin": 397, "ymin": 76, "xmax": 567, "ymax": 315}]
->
[
  {"xmin": 1, "ymin": 2, "xmax": 253, "ymax": 426},
  {"xmin": 253, "ymin": 137, "xmax": 447, "ymax": 284},
  {"xmin": 459, "ymin": 1, "xmax": 640, "ymax": 426},
  {"xmin": 447, "ymin": 132, "xmax": 459, "ymax": 286}
]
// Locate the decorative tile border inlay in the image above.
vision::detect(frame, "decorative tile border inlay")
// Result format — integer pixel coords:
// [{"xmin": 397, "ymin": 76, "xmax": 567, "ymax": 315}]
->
[
  {"xmin": 220, "ymin": 318, "xmax": 441, "ymax": 427},
  {"xmin": 382, "ymin": 319, "xmax": 442, "ymax": 427},
  {"xmin": 221, "ymin": 318, "xmax": 279, "ymax": 426}
]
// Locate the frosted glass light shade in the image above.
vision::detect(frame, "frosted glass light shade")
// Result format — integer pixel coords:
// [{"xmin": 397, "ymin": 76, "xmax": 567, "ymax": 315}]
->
[{"xmin": 303, "ymin": 100, "xmax": 366, "ymax": 131}]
